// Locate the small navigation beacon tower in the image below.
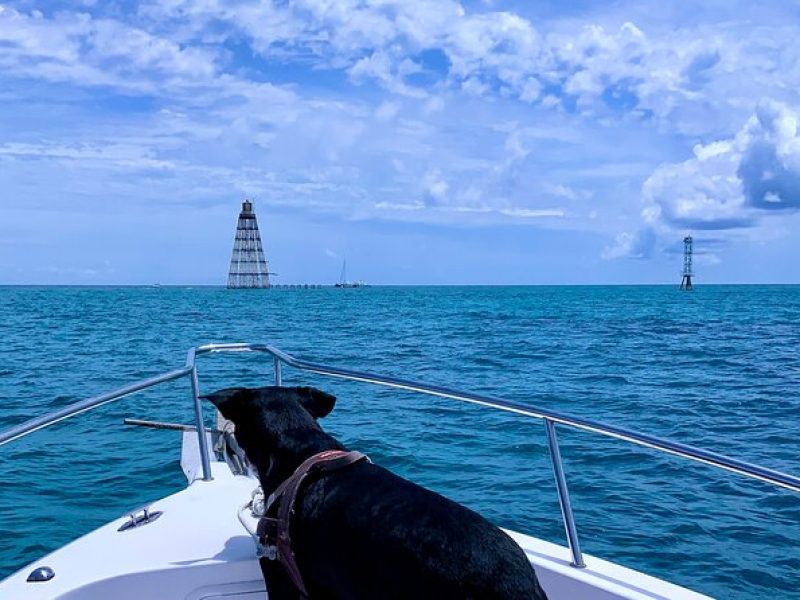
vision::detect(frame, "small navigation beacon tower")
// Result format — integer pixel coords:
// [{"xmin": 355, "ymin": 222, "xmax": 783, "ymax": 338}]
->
[
  {"xmin": 227, "ymin": 199, "xmax": 271, "ymax": 289},
  {"xmin": 679, "ymin": 235, "xmax": 693, "ymax": 291}
]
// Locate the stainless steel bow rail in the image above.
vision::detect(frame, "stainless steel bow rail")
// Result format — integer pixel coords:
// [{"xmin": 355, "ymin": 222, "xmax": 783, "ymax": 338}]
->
[{"xmin": 2, "ymin": 342, "xmax": 799, "ymax": 569}]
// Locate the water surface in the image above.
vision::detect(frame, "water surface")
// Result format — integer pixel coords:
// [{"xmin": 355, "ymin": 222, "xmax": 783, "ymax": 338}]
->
[{"xmin": 1, "ymin": 285, "xmax": 798, "ymax": 598}]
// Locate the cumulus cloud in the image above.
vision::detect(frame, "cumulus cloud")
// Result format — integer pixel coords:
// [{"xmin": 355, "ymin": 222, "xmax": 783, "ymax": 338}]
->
[
  {"xmin": 135, "ymin": 0, "xmax": 800, "ymax": 131},
  {"xmin": 601, "ymin": 101, "xmax": 800, "ymax": 260},
  {"xmin": 5, "ymin": 0, "xmax": 800, "ymax": 250},
  {"xmin": 738, "ymin": 102, "xmax": 800, "ymax": 210},
  {"xmin": 0, "ymin": 6, "xmax": 217, "ymax": 91},
  {"xmin": 422, "ymin": 170, "xmax": 450, "ymax": 206},
  {"xmin": 641, "ymin": 141, "xmax": 752, "ymax": 230},
  {"xmin": 642, "ymin": 101, "xmax": 800, "ymax": 233},
  {"xmin": 682, "ymin": 49, "xmax": 721, "ymax": 91},
  {"xmin": 4, "ymin": 2, "xmax": 800, "ymax": 138},
  {"xmin": 602, "ymin": 228, "xmax": 656, "ymax": 260},
  {"xmin": 349, "ymin": 51, "xmax": 426, "ymax": 97}
]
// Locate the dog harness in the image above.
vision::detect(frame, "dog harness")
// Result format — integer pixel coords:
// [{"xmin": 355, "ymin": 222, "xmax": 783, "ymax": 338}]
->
[{"xmin": 256, "ymin": 449, "xmax": 369, "ymax": 597}]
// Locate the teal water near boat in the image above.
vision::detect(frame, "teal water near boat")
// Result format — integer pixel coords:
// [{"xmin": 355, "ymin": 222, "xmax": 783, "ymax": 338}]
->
[{"xmin": 1, "ymin": 285, "xmax": 798, "ymax": 598}]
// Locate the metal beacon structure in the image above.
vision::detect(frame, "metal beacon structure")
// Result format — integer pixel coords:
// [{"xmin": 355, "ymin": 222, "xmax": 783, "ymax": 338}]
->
[
  {"xmin": 679, "ymin": 235, "xmax": 694, "ymax": 291},
  {"xmin": 227, "ymin": 199, "xmax": 271, "ymax": 289}
]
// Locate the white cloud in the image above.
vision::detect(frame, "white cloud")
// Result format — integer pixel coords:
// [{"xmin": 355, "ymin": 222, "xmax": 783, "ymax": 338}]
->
[
  {"xmin": 642, "ymin": 144, "xmax": 749, "ymax": 230},
  {"xmin": 544, "ymin": 183, "xmax": 591, "ymax": 202},
  {"xmin": 0, "ymin": 6, "xmax": 218, "ymax": 91},
  {"xmin": 422, "ymin": 170, "xmax": 450, "ymax": 206},
  {"xmin": 600, "ymin": 100, "xmax": 800, "ymax": 261},
  {"xmin": 499, "ymin": 208, "xmax": 564, "ymax": 218},
  {"xmin": 6, "ymin": 1, "xmax": 800, "ymax": 139},
  {"xmin": 374, "ymin": 201, "xmax": 424, "ymax": 211},
  {"xmin": 423, "ymin": 96, "xmax": 445, "ymax": 114},
  {"xmin": 375, "ymin": 101, "xmax": 401, "ymax": 120},
  {"xmin": 0, "ymin": 141, "xmax": 175, "ymax": 170},
  {"xmin": 738, "ymin": 102, "xmax": 800, "ymax": 210},
  {"xmin": 642, "ymin": 101, "xmax": 800, "ymax": 233},
  {"xmin": 602, "ymin": 228, "xmax": 655, "ymax": 259},
  {"xmin": 519, "ymin": 78, "xmax": 542, "ymax": 103},
  {"xmin": 4, "ymin": 0, "xmax": 800, "ymax": 259}
]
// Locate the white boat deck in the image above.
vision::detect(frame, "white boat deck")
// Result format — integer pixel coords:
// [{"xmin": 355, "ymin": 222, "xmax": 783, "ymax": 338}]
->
[
  {"xmin": 0, "ymin": 462, "xmax": 264, "ymax": 599},
  {"xmin": 0, "ymin": 454, "xmax": 711, "ymax": 599}
]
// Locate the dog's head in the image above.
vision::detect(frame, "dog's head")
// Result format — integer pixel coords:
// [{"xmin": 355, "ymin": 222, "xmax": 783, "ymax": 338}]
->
[{"xmin": 203, "ymin": 386, "xmax": 337, "ymax": 488}]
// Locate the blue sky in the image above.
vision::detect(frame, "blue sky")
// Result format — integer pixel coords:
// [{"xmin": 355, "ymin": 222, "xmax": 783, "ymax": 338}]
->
[{"xmin": 1, "ymin": 0, "xmax": 800, "ymax": 284}]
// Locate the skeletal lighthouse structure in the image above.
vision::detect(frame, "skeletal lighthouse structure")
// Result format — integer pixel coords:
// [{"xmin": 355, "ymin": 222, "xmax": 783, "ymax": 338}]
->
[
  {"xmin": 679, "ymin": 235, "xmax": 693, "ymax": 291},
  {"xmin": 227, "ymin": 200, "xmax": 271, "ymax": 289}
]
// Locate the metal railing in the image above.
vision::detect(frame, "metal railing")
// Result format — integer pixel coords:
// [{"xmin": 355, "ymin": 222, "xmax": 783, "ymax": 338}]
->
[{"xmin": 2, "ymin": 342, "xmax": 800, "ymax": 569}]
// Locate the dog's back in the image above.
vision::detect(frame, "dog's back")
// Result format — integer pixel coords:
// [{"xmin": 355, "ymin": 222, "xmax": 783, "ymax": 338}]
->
[{"xmin": 292, "ymin": 461, "xmax": 547, "ymax": 599}]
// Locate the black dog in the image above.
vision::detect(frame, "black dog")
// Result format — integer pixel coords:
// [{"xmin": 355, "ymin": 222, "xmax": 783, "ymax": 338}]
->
[{"xmin": 205, "ymin": 386, "xmax": 549, "ymax": 600}]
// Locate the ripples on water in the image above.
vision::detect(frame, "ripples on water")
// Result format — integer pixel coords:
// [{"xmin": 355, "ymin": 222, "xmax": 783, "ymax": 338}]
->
[{"xmin": 1, "ymin": 285, "xmax": 799, "ymax": 598}]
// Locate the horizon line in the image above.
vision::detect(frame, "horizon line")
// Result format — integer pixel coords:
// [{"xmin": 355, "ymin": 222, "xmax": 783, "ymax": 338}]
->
[{"xmin": 2, "ymin": 283, "xmax": 799, "ymax": 288}]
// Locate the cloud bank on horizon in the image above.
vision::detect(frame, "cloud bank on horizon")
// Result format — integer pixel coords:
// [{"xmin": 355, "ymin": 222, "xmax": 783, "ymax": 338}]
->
[{"xmin": 1, "ymin": 0, "xmax": 799, "ymax": 284}]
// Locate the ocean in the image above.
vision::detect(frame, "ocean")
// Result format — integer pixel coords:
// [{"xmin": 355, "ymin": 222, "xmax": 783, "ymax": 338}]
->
[{"xmin": 0, "ymin": 285, "xmax": 798, "ymax": 598}]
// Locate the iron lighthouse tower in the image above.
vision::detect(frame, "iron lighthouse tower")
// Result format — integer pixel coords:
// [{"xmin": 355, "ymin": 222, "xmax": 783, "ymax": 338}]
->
[
  {"xmin": 679, "ymin": 235, "xmax": 693, "ymax": 291},
  {"xmin": 227, "ymin": 200, "xmax": 271, "ymax": 289}
]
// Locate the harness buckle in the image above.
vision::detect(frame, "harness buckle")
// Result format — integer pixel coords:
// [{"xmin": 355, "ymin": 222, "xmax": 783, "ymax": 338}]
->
[
  {"xmin": 258, "ymin": 542, "xmax": 278, "ymax": 561},
  {"xmin": 256, "ymin": 515, "xmax": 279, "ymax": 561}
]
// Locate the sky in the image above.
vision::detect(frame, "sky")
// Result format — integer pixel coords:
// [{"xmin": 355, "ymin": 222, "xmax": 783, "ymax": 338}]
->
[{"xmin": 1, "ymin": 0, "xmax": 800, "ymax": 285}]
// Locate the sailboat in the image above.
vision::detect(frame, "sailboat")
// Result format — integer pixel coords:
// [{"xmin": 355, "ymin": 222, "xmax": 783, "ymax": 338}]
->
[{"xmin": 334, "ymin": 257, "xmax": 366, "ymax": 288}]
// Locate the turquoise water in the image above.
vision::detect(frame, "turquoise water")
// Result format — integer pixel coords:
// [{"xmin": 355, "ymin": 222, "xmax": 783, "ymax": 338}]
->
[{"xmin": 1, "ymin": 285, "xmax": 799, "ymax": 598}]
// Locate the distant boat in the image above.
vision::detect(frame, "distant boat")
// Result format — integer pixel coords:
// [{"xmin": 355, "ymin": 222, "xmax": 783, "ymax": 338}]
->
[{"xmin": 334, "ymin": 258, "xmax": 366, "ymax": 288}]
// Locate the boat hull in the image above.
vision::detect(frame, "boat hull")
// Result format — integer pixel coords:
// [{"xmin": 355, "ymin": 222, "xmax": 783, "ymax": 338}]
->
[{"xmin": 0, "ymin": 460, "xmax": 710, "ymax": 599}]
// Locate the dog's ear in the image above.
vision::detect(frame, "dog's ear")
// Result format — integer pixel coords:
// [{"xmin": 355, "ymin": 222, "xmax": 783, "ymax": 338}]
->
[
  {"xmin": 201, "ymin": 387, "xmax": 253, "ymax": 421},
  {"xmin": 295, "ymin": 387, "xmax": 337, "ymax": 419}
]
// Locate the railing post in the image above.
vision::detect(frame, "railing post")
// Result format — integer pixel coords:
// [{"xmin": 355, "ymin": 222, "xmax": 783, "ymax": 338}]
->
[
  {"xmin": 274, "ymin": 357, "xmax": 283, "ymax": 386},
  {"xmin": 190, "ymin": 365, "xmax": 213, "ymax": 481},
  {"xmin": 544, "ymin": 418, "xmax": 585, "ymax": 568}
]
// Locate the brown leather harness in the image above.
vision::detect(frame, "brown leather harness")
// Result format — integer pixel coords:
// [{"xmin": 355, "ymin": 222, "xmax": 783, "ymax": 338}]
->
[{"xmin": 256, "ymin": 449, "xmax": 369, "ymax": 597}]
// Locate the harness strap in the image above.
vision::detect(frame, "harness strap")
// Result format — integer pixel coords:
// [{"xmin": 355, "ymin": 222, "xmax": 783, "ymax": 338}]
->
[{"xmin": 257, "ymin": 449, "xmax": 369, "ymax": 598}]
